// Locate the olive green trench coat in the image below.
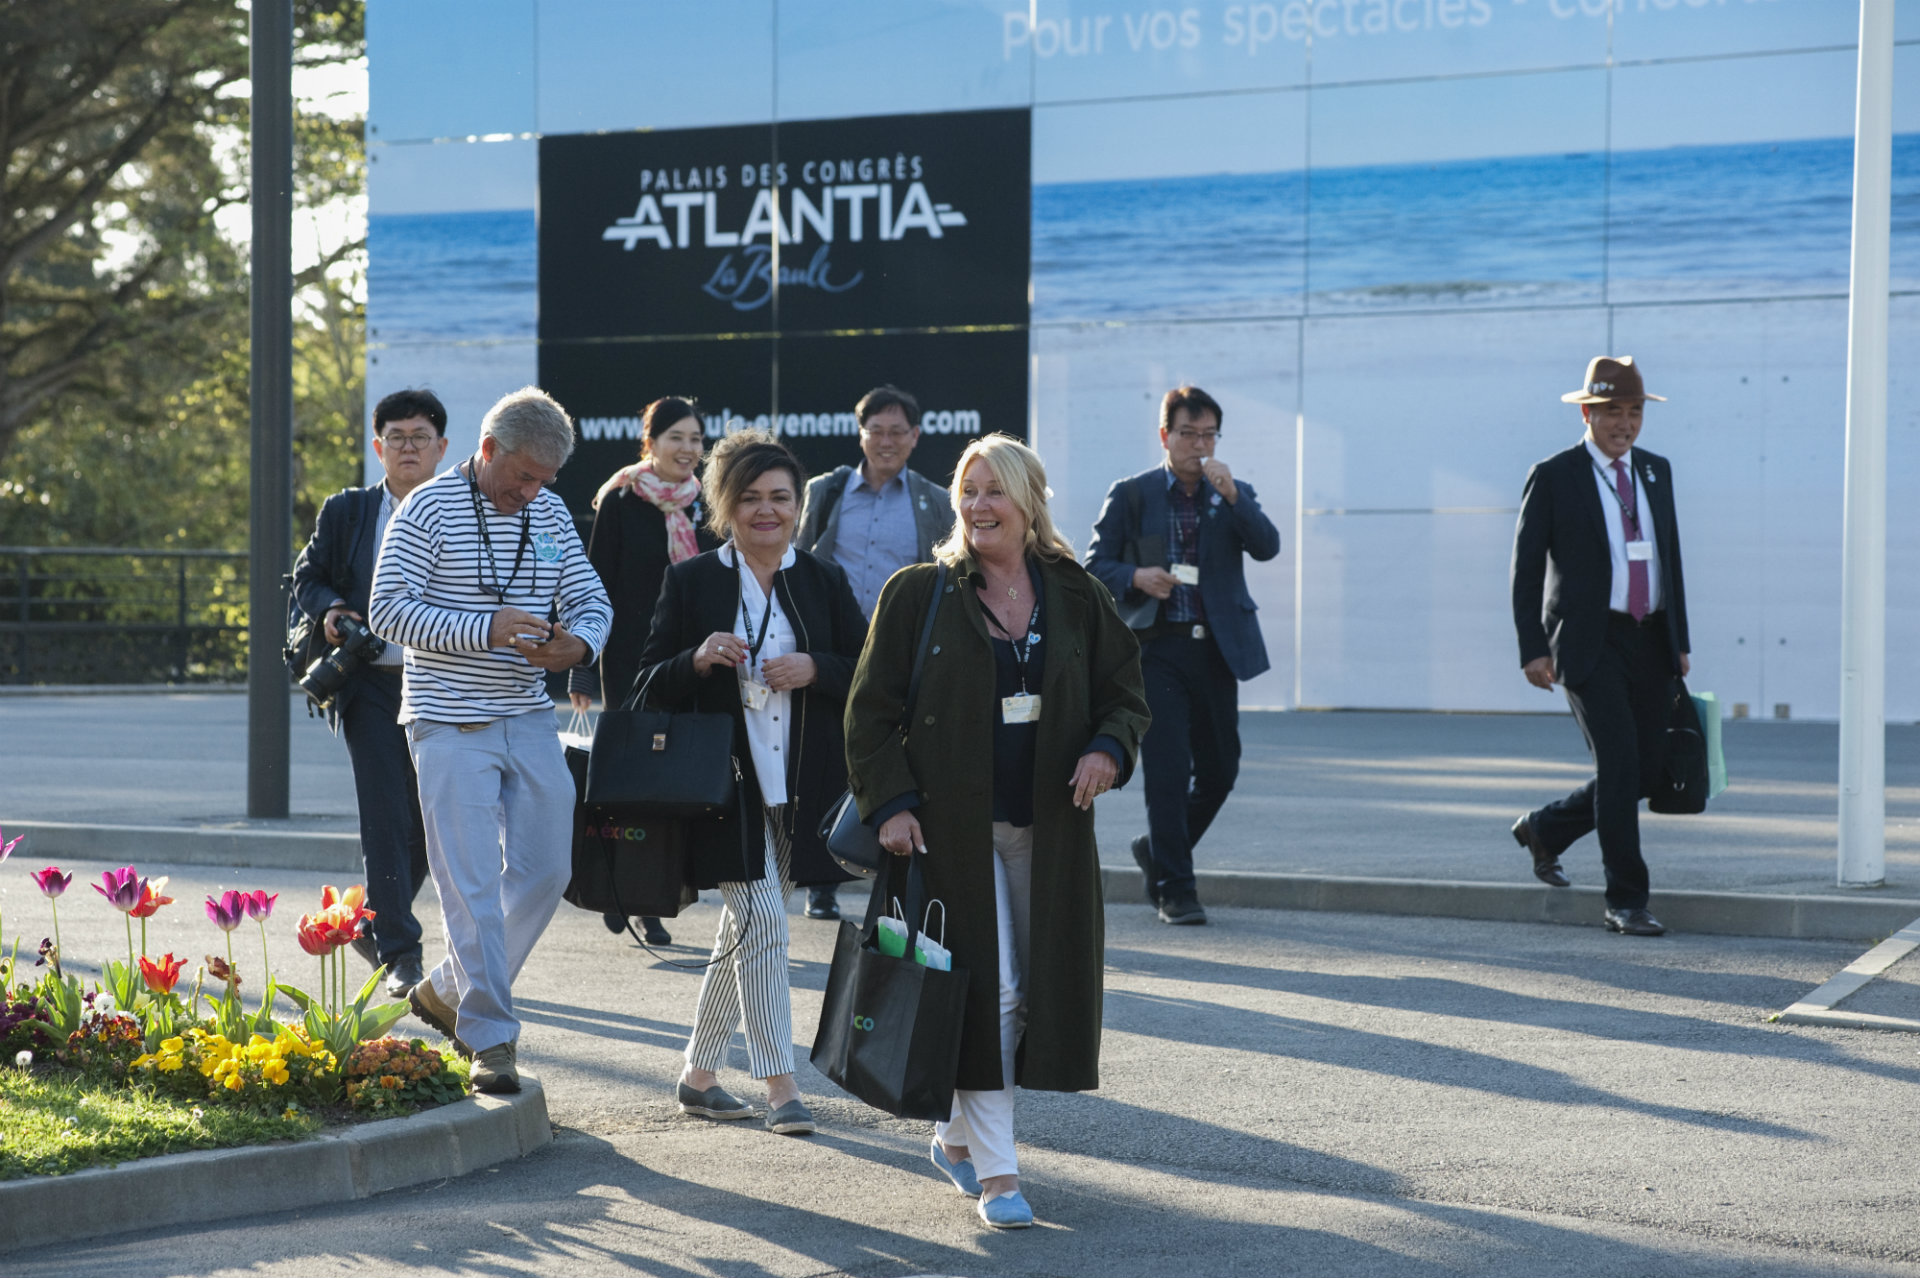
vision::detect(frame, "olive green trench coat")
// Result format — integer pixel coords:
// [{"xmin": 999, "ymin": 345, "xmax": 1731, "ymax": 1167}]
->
[{"xmin": 844, "ymin": 554, "xmax": 1149, "ymax": 1093}]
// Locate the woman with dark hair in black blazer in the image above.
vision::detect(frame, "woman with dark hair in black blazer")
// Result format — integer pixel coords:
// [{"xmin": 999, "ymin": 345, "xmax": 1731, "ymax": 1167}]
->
[
  {"xmin": 569, "ymin": 396, "xmax": 721, "ymax": 945},
  {"xmin": 633, "ymin": 429, "xmax": 866, "ymax": 1136}
]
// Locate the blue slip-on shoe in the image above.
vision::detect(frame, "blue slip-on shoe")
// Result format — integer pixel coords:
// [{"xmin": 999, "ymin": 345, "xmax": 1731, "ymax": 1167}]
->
[
  {"xmin": 766, "ymin": 1098, "xmax": 817, "ymax": 1135},
  {"xmin": 978, "ymin": 1189, "xmax": 1034, "ymax": 1229},
  {"xmin": 677, "ymin": 1081, "xmax": 755, "ymax": 1120},
  {"xmin": 930, "ymin": 1137, "xmax": 983, "ymax": 1196}
]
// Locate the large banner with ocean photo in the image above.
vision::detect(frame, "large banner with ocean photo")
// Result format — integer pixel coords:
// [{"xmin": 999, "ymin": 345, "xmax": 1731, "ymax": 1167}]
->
[{"xmin": 367, "ymin": 0, "xmax": 1920, "ymax": 716}]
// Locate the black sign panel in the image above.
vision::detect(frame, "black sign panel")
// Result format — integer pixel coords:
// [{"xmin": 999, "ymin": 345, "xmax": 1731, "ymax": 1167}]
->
[
  {"xmin": 543, "ymin": 328, "xmax": 1027, "ymax": 520},
  {"xmin": 539, "ymin": 109, "xmax": 1030, "ymax": 340}
]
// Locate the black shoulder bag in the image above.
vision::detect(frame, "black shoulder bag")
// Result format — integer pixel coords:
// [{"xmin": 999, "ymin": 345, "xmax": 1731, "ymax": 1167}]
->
[{"xmin": 819, "ymin": 565, "xmax": 948, "ymax": 877}]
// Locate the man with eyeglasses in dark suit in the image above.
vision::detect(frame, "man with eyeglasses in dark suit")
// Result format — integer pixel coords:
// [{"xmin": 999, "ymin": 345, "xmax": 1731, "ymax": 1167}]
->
[
  {"xmin": 292, "ymin": 388, "xmax": 450, "ymax": 995},
  {"xmin": 1087, "ymin": 385, "xmax": 1281, "ymax": 925}
]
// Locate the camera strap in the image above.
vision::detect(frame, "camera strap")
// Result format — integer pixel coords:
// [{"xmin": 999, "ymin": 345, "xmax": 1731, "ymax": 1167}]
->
[{"xmin": 465, "ymin": 457, "xmax": 532, "ymax": 604}]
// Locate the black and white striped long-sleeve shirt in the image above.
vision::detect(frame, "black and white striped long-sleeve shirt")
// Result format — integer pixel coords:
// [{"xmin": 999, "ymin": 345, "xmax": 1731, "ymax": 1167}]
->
[{"xmin": 369, "ymin": 466, "xmax": 612, "ymax": 724}]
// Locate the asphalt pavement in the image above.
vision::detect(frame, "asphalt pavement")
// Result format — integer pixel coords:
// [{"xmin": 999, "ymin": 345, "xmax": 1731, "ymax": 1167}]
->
[{"xmin": 6, "ymin": 856, "xmax": 1920, "ymax": 1277}]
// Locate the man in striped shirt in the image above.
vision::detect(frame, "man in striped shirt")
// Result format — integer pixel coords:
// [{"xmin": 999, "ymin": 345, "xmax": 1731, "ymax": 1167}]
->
[{"xmin": 370, "ymin": 386, "xmax": 612, "ymax": 1094}]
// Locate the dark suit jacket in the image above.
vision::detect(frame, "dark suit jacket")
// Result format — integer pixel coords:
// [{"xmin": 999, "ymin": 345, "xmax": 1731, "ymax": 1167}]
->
[
  {"xmin": 633, "ymin": 547, "xmax": 869, "ymax": 888},
  {"xmin": 1085, "ymin": 467, "xmax": 1282, "ymax": 681},
  {"xmin": 291, "ymin": 486, "xmax": 386, "ymax": 721},
  {"xmin": 567, "ymin": 487, "xmax": 720, "ymax": 707},
  {"xmin": 1511, "ymin": 443, "xmax": 1690, "ymax": 687}
]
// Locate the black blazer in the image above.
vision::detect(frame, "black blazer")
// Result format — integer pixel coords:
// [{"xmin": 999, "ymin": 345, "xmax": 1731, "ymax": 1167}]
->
[
  {"xmin": 1511, "ymin": 443, "xmax": 1690, "ymax": 687},
  {"xmin": 568, "ymin": 487, "xmax": 720, "ymax": 707},
  {"xmin": 634, "ymin": 547, "xmax": 869, "ymax": 889},
  {"xmin": 291, "ymin": 486, "xmax": 385, "ymax": 719}
]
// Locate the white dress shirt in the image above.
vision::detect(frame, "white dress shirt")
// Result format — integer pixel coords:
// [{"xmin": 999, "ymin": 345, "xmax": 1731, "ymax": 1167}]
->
[
  {"xmin": 1583, "ymin": 438, "xmax": 1663, "ymax": 615},
  {"xmin": 719, "ymin": 541, "xmax": 796, "ymax": 807}
]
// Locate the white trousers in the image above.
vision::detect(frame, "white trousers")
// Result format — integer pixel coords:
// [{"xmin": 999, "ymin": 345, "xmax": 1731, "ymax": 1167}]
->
[
  {"xmin": 935, "ymin": 822, "xmax": 1033, "ymax": 1181},
  {"xmin": 408, "ymin": 711, "xmax": 574, "ymax": 1054},
  {"xmin": 685, "ymin": 808, "xmax": 795, "ymax": 1079}
]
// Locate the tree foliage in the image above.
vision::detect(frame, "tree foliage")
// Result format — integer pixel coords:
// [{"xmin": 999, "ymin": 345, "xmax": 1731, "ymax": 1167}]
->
[{"xmin": 0, "ymin": 0, "xmax": 366, "ymax": 549}]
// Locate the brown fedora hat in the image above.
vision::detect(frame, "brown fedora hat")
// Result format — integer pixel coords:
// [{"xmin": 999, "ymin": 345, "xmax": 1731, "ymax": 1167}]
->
[{"xmin": 1561, "ymin": 355, "xmax": 1666, "ymax": 404}]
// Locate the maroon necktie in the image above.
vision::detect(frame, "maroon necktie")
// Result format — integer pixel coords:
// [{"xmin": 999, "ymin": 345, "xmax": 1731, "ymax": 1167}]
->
[{"xmin": 1611, "ymin": 458, "xmax": 1649, "ymax": 621}]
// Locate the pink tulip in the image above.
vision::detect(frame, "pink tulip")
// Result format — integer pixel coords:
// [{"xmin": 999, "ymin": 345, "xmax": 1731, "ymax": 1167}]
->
[
  {"xmin": 242, "ymin": 890, "xmax": 278, "ymax": 922},
  {"xmin": 0, "ymin": 827, "xmax": 22, "ymax": 861},
  {"xmin": 30, "ymin": 867, "xmax": 71, "ymax": 898},
  {"xmin": 204, "ymin": 891, "xmax": 248, "ymax": 932},
  {"xmin": 91, "ymin": 866, "xmax": 143, "ymax": 913}
]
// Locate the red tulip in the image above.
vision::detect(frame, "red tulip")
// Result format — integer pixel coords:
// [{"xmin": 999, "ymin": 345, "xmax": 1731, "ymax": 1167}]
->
[{"xmin": 139, "ymin": 952, "xmax": 185, "ymax": 996}]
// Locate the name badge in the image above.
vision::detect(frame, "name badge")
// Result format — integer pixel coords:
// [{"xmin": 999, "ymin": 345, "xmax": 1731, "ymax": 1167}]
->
[
  {"xmin": 1001, "ymin": 694, "xmax": 1042, "ymax": 724},
  {"xmin": 740, "ymin": 679, "xmax": 771, "ymax": 711},
  {"xmin": 1171, "ymin": 564, "xmax": 1200, "ymax": 586},
  {"xmin": 1626, "ymin": 540, "xmax": 1654, "ymax": 562}
]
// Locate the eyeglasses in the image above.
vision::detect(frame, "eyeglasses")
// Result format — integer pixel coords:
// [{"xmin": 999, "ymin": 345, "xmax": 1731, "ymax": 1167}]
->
[{"xmin": 381, "ymin": 432, "xmax": 438, "ymax": 452}]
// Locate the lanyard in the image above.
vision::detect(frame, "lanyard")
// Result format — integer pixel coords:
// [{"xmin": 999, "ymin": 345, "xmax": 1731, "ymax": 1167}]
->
[
  {"xmin": 465, "ymin": 459, "xmax": 532, "ymax": 603},
  {"xmin": 984, "ymin": 597, "xmax": 1042, "ymax": 695},
  {"xmin": 1592, "ymin": 459, "xmax": 1642, "ymax": 537},
  {"xmin": 737, "ymin": 560, "xmax": 777, "ymax": 679}
]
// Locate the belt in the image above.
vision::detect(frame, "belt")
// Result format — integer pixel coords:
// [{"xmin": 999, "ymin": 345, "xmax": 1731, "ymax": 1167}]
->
[
  {"xmin": 1147, "ymin": 622, "xmax": 1209, "ymax": 642},
  {"xmin": 1607, "ymin": 609, "xmax": 1666, "ymax": 630}
]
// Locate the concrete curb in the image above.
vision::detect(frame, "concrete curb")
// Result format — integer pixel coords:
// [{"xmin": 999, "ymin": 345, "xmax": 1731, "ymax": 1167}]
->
[
  {"xmin": 0, "ymin": 1075, "xmax": 550, "ymax": 1249},
  {"xmin": 1102, "ymin": 866, "xmax": 1920, "ymax": 943},
  {"xmin": 7, "ymin": 820, "xmax": 359, "ymax": 873}
]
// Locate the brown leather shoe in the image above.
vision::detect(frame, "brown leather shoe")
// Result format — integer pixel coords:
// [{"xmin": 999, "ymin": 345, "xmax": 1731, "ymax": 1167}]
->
[{"xmin": 1511, "ymin": 815, "xmax": 1570, "ymax": 887}]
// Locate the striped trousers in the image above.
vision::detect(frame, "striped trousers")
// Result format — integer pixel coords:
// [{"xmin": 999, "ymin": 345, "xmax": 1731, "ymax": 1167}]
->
[{"xmin": 685, "ymin": 806, "xmax": 795, "ymax": 1079}]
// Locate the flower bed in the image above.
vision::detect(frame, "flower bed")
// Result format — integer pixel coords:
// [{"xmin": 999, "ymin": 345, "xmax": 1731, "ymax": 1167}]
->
[{"xmin": 0, "ymin": 833, "xmax": 470, "ymax": 1179}]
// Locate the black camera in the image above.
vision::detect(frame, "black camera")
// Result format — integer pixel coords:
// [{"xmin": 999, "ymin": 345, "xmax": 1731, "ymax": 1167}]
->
[{"xmin": 299, "ymin": 614, "xmax": 388, "ymax": 706}]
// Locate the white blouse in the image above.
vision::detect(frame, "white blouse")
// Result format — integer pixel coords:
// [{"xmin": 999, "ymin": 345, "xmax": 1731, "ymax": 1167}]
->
[{"xmin": 720, "ymin": 541, "xmax": 795, "ymax": 808}]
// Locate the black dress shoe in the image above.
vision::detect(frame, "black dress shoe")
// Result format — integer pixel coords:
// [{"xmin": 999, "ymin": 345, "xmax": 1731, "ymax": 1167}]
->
[
  {"xmin": 641, "ymin": 916, "xmax": 672, "ymax": 946},
  {"xmin": 1158, "ymin": 891, "xmax": 1207, "ymax": 925},
  {"xmin": 1604, "ymin": 907, "xmax": 1667, "ymax": 936},
  {"xmin": 1511, "ymin": 815, "xmax": 1570, "ymax": 887},
  {"xmin": 805, "ymin": 887, "xmax": 841, "ymax": 921},
  {"xmin": 385, "ymin": 955, "xmax": 425, "ymax": 999},
  {"xmin": 1130, "ymin": 835, "xmax": 1160, "ymax": 907},
  {"xmin": 349, "ymin": 932, "xmax": 381, "ymax": 970},
  {"xmin": 602, "ymin": 911, "xmax": 627, "ymax": 934}
]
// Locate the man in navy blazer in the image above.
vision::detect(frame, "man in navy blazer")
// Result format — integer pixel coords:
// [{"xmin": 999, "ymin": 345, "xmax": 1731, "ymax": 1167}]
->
[
  {"xmin": 1087, "ymin": 385, "xmax": 1281, "ymax": 924},
  {"xmin": 1510, "ymin": 356, "xmax": 1690, "ymax": 938},
  {"xmin": 292, "ymin": 388, "xmax": 451, "ymax": 992}
]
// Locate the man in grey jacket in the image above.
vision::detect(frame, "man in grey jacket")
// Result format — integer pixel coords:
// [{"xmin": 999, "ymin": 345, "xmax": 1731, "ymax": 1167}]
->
[{"xmin": 794, "ymin": 383, "xmax": 954, "ymax": 918}]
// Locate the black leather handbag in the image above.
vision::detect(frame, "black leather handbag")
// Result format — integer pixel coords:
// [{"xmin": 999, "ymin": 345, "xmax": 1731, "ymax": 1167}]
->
[
  {"xmin": 820, "ymin": 565, "xmax": 947, "ymax": 878},
  {"xmin": 1648, "ymin": 677, "xmax": 1709, "ymax": 816},
  {"xmin": 586, "ymin": 665, "xmax": 739, "ymax": 817}
]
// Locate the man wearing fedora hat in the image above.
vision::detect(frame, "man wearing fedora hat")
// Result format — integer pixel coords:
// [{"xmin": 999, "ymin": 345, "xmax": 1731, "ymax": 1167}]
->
[{"xmin": 1509, "ymin": 356, "xmax": 1690, "ymax": 937}]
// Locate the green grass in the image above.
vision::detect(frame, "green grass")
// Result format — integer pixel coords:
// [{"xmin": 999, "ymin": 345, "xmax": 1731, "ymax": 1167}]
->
[{"xmin": 0, "ymin": 1067, "xmax": 322, "ymax": 1180}]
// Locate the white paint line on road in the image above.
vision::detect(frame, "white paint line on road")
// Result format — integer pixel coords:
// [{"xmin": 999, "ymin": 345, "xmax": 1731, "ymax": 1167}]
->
[{"xmin": 1773, "ymin": 915, "xmax": 1920, "ymax": 1032}]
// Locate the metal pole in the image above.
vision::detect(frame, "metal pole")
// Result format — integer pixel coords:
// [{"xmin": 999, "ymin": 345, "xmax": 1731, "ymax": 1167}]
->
[
  {"xmin": 1838, "ymin": 0, "xmax": 1895, "ymax": 887},
  {"xmin": 247, "ymin": 0, "xmax": 293, "ymax": 818}
]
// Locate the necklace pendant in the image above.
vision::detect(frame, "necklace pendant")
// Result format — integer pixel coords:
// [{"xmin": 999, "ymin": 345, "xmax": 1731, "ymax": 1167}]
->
[{"xmin": 1007, "ymin": 585, "xmax": 1019, "ymax": 599}]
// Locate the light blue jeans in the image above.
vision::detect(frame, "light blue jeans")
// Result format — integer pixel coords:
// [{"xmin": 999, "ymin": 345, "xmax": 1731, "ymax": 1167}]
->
[{"xmin": 407, "ymin": 710, "xmax": 573, "ymax": 1053}]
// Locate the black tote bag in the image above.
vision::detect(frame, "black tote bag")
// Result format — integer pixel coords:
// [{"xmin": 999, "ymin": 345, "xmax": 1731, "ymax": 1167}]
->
[
  {"xmin": 1648, "ymin": 677, "xmax": 1709, "ymax": 815},
  {"xmin": 562, "ymin": 741, "xmax": 695, "ymax": 919},
  {"xmin": 586, "ymin": 667, "xmax": 738, "ymax": 817},
  {"xmin": 810, "ymin": 854, "xmax": 970, "ymax": 1122}
]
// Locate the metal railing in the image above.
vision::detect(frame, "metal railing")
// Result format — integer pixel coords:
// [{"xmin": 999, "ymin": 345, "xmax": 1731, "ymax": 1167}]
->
[{"xmin": 0, "ymin": 546, "xmax": 250, "ymax": 685}]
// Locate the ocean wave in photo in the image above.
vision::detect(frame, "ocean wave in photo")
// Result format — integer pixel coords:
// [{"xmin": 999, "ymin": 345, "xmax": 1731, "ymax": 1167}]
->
[{"xmin": 368, "ymin": 209, "xmax": 537, "ymax": 345}]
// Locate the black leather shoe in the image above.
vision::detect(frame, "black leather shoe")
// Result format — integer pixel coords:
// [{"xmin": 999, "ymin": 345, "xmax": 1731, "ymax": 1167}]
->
[
  {"xmin": 1158, "ymin": 892, "xmax": 1207, "ymax": 926},
  {"xmin": 1511, "ymin": 815, "xmax": 1570, "ymax": 887},
  {"xmin": 349, "ymin": 932, "xmax": 380, "ymax": 970},
  {"xmin": 1604, "ymin": 907, "xmax": 1667, "ymax": 936},
  {"xmin": 805, "ymin": 888, "xmax": 841, "ymax": 921},
  {"xmin": 1130, "ymin": 836, "xmax": 1160, "ymax": 907},
  {"xmin": 385, "ymin": 955, "xmax": 425, "ymax": 999},
  {"xmin": 641, "ymin": 916, "xmax": 672, "ymax": 946},
  {"xmin": 602, "ymin": 911, "xmax": 626, "ymax": 934}
]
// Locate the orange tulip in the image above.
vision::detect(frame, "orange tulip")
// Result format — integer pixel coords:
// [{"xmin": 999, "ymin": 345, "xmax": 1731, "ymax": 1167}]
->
[
  {"xmin": 139, "ymin": 952, "xmax": 185, "ymax": 995},
  {"xmin": 128, "ymin": 876, "xmax": 175, "ymax": 920}
]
